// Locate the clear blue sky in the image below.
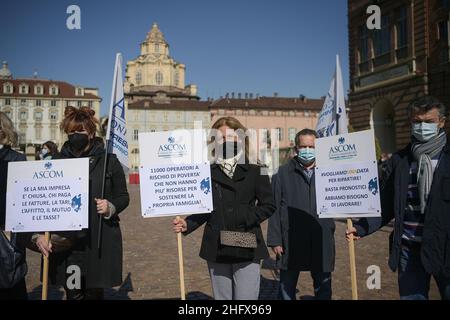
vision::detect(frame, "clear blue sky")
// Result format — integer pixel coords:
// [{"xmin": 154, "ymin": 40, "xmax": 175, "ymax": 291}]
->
[{"xmin": 0, "ymin": 0, "xmax": 349, "ymax": 116}]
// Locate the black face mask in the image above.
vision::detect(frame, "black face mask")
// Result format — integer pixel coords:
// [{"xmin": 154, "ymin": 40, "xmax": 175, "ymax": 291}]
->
[
  {"xmin": 219, "ymin": 141, "xmax": 242, "ymax": 159},
  {"xmin": 68, "ymin": 133, "xmax": 90, "ymax": 152}
]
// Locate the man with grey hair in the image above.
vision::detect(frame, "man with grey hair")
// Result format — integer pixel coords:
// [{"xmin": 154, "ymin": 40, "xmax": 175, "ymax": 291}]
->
[
  {"xmin": 268, "ymin": 128, "xmax": 335, "ymax": 300},
  {"xmin": 347, "ymin": 96, "xmax": 450, "ymax": 300}
]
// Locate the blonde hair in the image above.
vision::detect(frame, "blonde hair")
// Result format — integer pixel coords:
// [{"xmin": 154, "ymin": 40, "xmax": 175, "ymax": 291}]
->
[
  {"xmin": 211, "ymin": 116, "xmax": 250, "ymax": 161},
  {"xmin": 0, "ymin": 111, "xmax": 18, "ymax": 146}
]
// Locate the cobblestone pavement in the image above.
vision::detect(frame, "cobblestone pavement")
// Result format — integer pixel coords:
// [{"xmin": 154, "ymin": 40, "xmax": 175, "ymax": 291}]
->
[{"xmin": 25, "ymin": 184, "xmax": 440, "ymax": 300}]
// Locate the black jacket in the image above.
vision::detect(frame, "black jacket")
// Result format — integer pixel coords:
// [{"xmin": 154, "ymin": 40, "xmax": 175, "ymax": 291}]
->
[
  {"xmin": 184, "ymin": 163, "xmax": 276, "ymax": 263},
  {"xmin": 0, "ymin": 146, "xmax": 27, "ymax": 239},
  {"xmin": 0, "ymin": 145, "xmax": 28, "ymax": 267},
  {"xmin": 355, "ymin": 143, "xmax": 450, "ymax": 277},
  {"xmin": 267, "ymin": 158, "xmax": 336, "ymax": 272},
  {"xmin": 48, "ymin": 140, "xmax": 130, "ymax": 288}
]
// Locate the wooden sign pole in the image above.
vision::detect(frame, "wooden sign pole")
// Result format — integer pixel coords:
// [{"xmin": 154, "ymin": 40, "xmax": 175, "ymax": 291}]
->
[
  {"xmin": 347, "ymin": 219, "xmax": 358, "ymax": 300},
  {"xmin": 42, "ymin": 231, "xmax": 50, "ymax": 300},
  {"xmin": 176, "ymin": 216, "xmax": 186, "ymax": 300}
]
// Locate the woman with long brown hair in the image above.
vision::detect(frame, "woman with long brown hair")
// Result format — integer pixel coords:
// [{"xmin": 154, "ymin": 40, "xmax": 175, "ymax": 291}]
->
[
  {"xmin": 173, "ymin": 116, "xmax": 275, "ymax": 300},
  {"xmin": 34, "ymin": 106, "xmax": 129, "ymax": 300}
]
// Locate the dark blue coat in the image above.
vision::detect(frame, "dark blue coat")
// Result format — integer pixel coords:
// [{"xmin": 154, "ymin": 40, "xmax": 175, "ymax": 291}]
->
[
  {"xmin": 267, "ymin": 158, "xmax": 336, "ymax": 272},
  {"xmin": 354, "ymin": 143, "xmax": 450, "ymax": 277}
]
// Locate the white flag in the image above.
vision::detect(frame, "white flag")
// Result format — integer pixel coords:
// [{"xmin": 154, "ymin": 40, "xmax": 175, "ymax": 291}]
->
[
  {"xmin": 316, "ymin": 54, "xmax": 348, "ymax": 137},
  {"xmin": 106, "ymin": 53, "xmax": 129, "ymax": 168}
]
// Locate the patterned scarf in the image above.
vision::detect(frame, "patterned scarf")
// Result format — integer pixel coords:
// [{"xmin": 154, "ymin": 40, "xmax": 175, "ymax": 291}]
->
[
  {"xmin": 216, "ymin": 150, "xmax": 244, "ymax": 179},
  {"xmin": 411, "ymin": 130, "xmax": 447, "ymax": 213}
]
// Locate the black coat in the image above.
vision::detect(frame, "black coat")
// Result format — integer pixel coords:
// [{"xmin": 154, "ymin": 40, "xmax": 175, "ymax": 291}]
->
[
  {"xmin": 267, "ymin": 158, "xmax": 336, "ymax": 272},
  {"xmin": 48, "ymin": 141, "xmax": 130, "ymax": 289},
  {"xmin": 184, "ymin": 163, "xmax": 276, "ymax": 263},
  {"xmin": 1, "ymin": 147, "xmax": 27, "ymax": 227},
  {"xmin": 0, "ymin": 146, "xmax": 28, "ymax": 246},
  {"xmin": 355, "ymin": 143, "xmax": 450, "ymax": 277}
]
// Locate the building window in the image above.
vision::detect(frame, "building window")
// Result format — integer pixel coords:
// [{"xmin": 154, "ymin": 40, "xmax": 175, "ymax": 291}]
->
[
  {"xmin": 20, "ymin": 85, "xmax": 28, "ymax": 94},
  {"xmin": 20, "ymin": 111, "xmax": 27, "ymax": 121},
  {"xmin": 77, "ymin": 101, "xmax": 82, "ymax": 107},
  {"xmin": 50, "ymin": 86, "xmax": 58, "ymax": 95},
  {"xmin": 35, "ymin": 111, "xmax": 43, "ymax": 121},
  {"xmin": 136, "ymin": 71, "xmax": 142, "ymax": 85},
  {"xmin": 4, "ymin": 84, "xmax": 12, "ymax": 94},
  {"xmin": 88, "ymin": 101, "xmax": 93, "ymax": 108},
  {"xmin": 276, "ymin": 127, "xmax": 283, "ymax": 141},
  {"xmin": 51, "ymin": 100, "xmax": 57, "ymax": 107},
  {"xmin": 133, "ymin": 129, "xmax": 139, "ymax": 141},
  {"xmin": 5, "ymin": 98, "xmax": 11, "ymax": 106},
  {"xmin": 373, "ymin": 15, "xmax": 391, "ymax": 57},
  {"xmin": 36, "ymin": 100, "xmax": 41, "ymax": 107},
  {"xmin": 36, "ymin": 86, "xmax": 42, "ymax": 95},
  {"xmin": 4, "ymin": 110, "xmax": 12, "ymax": 119},
  {"xmin": 155, "ymin": 43, "xmax": 159, "ymax": 53},
  {"xmin": 288, "ymin": 128, "xmax": 296, "ymax": 143},
  {"xmin": 50, "ymin": 110, "xmax": 58, "ymax": 121},
  {"xmin": 20, "ymin": 99, "xmax": 26, "ymax": 106},
  {"xmin": 358, "ymin": 25, "xmax": 369, "ymax": 62},
  {"xmin": 396, "ymin": 6, "xmax": 408, "ymax": 49},
  {"xmin": 77, "ymin": 88, "xmax": 83, "ymax": 96},
  {"xmin": 155, "ymin": 71, "xmax": 163, "ymax": 85}
]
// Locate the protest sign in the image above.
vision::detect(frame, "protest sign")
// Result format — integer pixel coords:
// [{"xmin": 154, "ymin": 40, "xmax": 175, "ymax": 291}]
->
[
  {"xmin": 5, "ymin": 158, "xmax": 89, "ymax": 232},
  {"xmin": 315, "ymin": 129, "xmax": 381, "ymax": 219}
]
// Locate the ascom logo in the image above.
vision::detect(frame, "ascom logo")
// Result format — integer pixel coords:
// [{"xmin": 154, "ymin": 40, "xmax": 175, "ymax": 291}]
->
[
  {"xmin": 33, "ymin": 162, "xmax": 64, "ymax": 179},
  {"xmin": 329, "ymin": 137, "xmax": 357, "ymax": 160},
  {"xmin": 158, "ymin": 136, "xmax": 187, "ymax": 158}
]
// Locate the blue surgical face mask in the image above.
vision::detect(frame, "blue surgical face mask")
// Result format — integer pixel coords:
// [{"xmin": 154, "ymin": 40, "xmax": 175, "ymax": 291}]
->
[
  {"xmin": 297, "ymin": 147, "xmax": 315, "ymax": 165},
  {"xmin": 412, "ymin": 122, "xmax": 439, "ymax": 142}
]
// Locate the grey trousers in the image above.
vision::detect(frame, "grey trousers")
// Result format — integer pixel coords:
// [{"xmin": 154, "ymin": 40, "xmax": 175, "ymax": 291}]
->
[{"xmin": 207, "ymin": 260, "xmax": 260, "ymax": 300}]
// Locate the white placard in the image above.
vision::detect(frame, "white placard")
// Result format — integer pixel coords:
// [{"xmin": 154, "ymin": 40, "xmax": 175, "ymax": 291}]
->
[
  {"xmin": 315, "ymin": 161, "xmax": 381, "ymax": 218},
  {"xmin": 140, "ymin": 162, "xmax": 213, "ymax": 217},
  {"xmin": 315, "ymin": 130, "xmax": 381, "ymax": 219},
  {"xmin": 5, "ymin": 158, "xmax": 89, "ymax": 232},
  {"xmin": 139, "ymin": 130, "xmax": 213, "ymax": 217}
]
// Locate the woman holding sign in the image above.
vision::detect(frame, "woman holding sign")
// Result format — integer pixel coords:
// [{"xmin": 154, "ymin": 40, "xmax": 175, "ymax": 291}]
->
[
  {"xmin": 0, "ymin": 111, "xmax": 28, "ymax": 300},
  {"xmin": 173, "ymin": 117, "xmax": 276, "ymax": 300},
  {"xmin": 34, "ymin": 106, "xmax": 129, "ymax": 300}
]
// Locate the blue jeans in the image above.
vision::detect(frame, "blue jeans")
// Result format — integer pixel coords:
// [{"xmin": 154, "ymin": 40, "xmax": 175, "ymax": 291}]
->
[
  {"xmin": 398, "ymin": 247, "xmax": 450, "ymax": 300},
  {"xmin": 279, "ymin": 269, "xmax": 332, "ymax": 300}
]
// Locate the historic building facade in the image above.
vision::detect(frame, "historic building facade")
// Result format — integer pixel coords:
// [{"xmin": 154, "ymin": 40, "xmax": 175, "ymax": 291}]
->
[
  {"xmin": 348, "ymin": 0, "xmax": 450, "ymax": 154},
  {"xmin": 0, "ymin": 61, "xmax": 101, "ymax": 156},
  {"xmin": 210, "ymin": 95, "xmax": 322, "ymax": 148},
  {"xmin": 124, "ymin": 23, "xmax": 209, "ymax": 170}
]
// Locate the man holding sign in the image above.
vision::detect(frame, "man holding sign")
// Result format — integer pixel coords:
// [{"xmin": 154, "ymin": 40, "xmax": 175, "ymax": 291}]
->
[{"xmin": 347, "ymin": 97, "xmax": 450, "ymax": 300}]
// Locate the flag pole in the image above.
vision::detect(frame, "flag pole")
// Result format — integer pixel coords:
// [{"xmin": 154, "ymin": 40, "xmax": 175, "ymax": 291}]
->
[
  {"xmin": 98, "ymin": 54, "xmax": 121, "ymax": 253},
  {"xmin": 97, "ymin": 143, "xmax": 109, "ymax": 253},
  {"xmin": 335, "ymin": 54, "xmax": 358, "ymax": 300}
]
